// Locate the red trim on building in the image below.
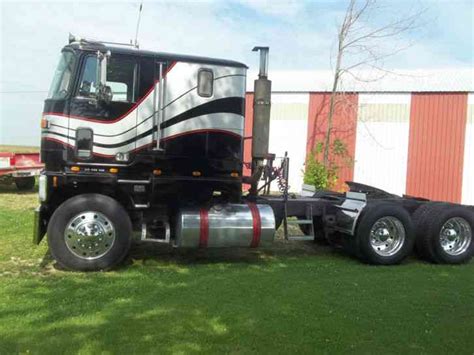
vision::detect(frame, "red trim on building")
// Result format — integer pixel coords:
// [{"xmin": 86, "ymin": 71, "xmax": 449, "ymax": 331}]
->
[
  {"xmin": 199, "ymin": 208, "xmax": 209, "ymax": 248},
  {"xmin": 247, "ymin": 203, "xmax": 261, "ymax": 248},
  {"xmin": 306, "ymin": 93, "xmax": 358, "ymax": 191},
  {"xmin": 406, "ymin": 93, "xmax": 468, "ymax": 203}
]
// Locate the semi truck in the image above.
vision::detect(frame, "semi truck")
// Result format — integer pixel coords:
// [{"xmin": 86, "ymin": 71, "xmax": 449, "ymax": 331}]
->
[{"xmin": 34, "ymin": 35, "xmax": 474, "ymax": 271}]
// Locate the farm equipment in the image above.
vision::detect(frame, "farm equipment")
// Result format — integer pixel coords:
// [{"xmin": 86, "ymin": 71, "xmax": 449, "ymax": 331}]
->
[
  {"xmin": 34, "ymin": 35, "xmax": 474, "ymax": 271},
  {"xmin": 0, "ymin": 152, "xmax": 42, "ymax": 190}
]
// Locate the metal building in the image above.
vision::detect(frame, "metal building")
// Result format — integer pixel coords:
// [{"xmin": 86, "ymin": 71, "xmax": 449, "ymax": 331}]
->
[{"xmin": 244, "ymin": 68, "xmax": 474, "ymax": 204}]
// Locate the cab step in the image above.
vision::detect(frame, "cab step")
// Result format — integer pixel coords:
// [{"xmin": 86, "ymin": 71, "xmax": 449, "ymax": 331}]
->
[{"xmin": 287, "ymin": 236, "xmax": 315, "ymax": 241}]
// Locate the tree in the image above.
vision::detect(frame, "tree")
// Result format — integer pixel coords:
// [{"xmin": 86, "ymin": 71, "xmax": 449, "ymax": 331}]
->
[{"xmin": 321, "ymin": 0, "xmax": 425, "ymax": 166}]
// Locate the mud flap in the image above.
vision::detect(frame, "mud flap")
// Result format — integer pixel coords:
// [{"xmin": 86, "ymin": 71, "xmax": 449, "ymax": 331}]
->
[{"xmin": 33, "ymin": 206, "xmax": 47, "ymax": 245}]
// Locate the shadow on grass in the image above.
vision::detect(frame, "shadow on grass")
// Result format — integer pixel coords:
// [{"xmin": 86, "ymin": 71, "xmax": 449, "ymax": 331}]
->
[
  {"xmin": 3, "ymin": 239, "xmax": 356, "ymax": 353},
  {"xmin": 126, "ymin": 238, "xmax": 349, "ymax": 267},
  {"xmin": 0, "ymin": 269, "xmax": 240, "ymax": 353},
  {"xmin": 40, "ymin": 237, "xmax": 353, "ymax": 274},
  {"xmin": 0, "ymin": 182, "xmax": 38, "ymax": 194}
]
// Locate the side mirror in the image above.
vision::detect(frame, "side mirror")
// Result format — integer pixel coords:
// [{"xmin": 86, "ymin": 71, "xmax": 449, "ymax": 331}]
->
[
  {"xmin": 98, "ymin": 85, "xmax": 113, "ymax": 105},
  {"xmin": 95, "ymin": 50, "xmax": 112, "ymax": 104}
]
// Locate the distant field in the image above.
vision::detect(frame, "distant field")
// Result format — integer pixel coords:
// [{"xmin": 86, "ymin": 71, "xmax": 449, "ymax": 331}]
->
[{"xmin": 0, "ymin": 145, "xmax": 39, "ymax": 153}]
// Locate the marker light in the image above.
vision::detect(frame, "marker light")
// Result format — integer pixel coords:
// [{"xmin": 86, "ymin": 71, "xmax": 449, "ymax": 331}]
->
[
  {"xmin": 109, "ymin": 168, "xmax": 119, "ymax": 174},
  {"xmin": 70, "ymin": 166, "xmax": 80, "ymax": 172},
  {"xmin": 192, "ymin": 171, "xmax": 201, "ymax": 177},
  {"xmin": 38, "ymin": 175, "xmax": 47, "ymax": 202},
  {"xmin": 40, "ymin": 118, "xmax": 49, "ymax": 129}
]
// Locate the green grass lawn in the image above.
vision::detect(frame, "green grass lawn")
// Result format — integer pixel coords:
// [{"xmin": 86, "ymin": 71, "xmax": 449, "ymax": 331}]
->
[{"xmin": 0, "ymin": 184, "xmax": 473, "ymax": 354}]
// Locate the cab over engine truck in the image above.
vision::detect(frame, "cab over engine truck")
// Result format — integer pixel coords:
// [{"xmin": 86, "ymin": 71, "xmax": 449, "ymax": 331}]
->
[{"xmin": 34, "ymin": 36, "xmax": 474, "ymax": 271}]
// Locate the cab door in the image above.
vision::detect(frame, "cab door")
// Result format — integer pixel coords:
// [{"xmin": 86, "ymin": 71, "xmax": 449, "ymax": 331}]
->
[
  {"xmin": 134, "ymin": 57, "xmax": 156, "ymax": 155},
  {"xmin": 68, "ymin": 53, "xmax": 139, "ymax": 162},
  {"xmin": 135, "ymin": 58, "xmax": 172, "ymax": 154}
]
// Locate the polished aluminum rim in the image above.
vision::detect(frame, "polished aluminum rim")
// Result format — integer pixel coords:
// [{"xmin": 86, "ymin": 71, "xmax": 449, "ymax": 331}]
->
[
  {"xmin": 439, "ymin": 217, "xmax": 472, "ymax": 256},
  {"xmin": 64, "ymin": 211, "xmax": 115, "ymax": 260},
  {"xmin": 370, "ymin": 217, "xmax": 406, "ymax": 257}
]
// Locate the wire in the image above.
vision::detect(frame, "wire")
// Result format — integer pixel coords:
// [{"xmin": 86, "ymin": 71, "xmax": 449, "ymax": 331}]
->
[{"xmin": 0, "ymin": 91, "xmax": 47, "ymax": 94}]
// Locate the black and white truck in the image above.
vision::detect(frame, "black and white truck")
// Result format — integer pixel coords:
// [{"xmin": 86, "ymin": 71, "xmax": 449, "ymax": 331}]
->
[{"xmin": 34, "ymin": 35, "xmax": 474, "ymax": 271}]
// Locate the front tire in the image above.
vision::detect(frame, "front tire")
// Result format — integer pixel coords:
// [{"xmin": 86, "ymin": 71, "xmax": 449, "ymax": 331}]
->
[
  {"xmin": 47, "ymin": 194, "xmax": 132, "ymax": 271},
  {"xmin": 355, "ymin": 203, "xmax": 415, "ymax": 265}
]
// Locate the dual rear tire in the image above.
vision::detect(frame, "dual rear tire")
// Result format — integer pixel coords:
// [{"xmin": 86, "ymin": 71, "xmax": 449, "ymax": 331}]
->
[
  {"xmin": 413, "ymin": 203, "xmax": 473, "ymax": 264},
  {"xmin": 351, "ymin": 202, "xmax": 474, "ymax": 265},
  {"xmin": 353, "ymin": 203, "xmax": 415, "ymax": 265}
]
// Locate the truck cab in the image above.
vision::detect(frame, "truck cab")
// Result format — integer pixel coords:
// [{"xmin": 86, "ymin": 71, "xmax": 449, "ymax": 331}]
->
[{"xmin": 41, "ymin": 38, "xmax": 249, "ymax": 209}]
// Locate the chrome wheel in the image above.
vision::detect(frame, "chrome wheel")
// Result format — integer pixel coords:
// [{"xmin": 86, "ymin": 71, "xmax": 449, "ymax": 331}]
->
[
  {"xmin": 439, "ymin": 217, "xmax": 472, "ymax": 256},
  {"xmin": 64, "ymin": 211, "xmax": 115, "ymax": 260},
  {"xmin": 370, "ymin": 217, "xmax": 406, "ymax": 257}
]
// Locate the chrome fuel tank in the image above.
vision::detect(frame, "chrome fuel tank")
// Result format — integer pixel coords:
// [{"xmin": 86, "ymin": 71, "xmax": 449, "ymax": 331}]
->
[{"xmin": 175, "ymin": 203, "xmax": 275, "ymax": 248}]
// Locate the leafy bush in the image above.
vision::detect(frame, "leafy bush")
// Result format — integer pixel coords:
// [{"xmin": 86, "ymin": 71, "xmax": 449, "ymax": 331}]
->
[{"xmin": 303, "ymin": 139, "xmax": 352, "ymax": 190}]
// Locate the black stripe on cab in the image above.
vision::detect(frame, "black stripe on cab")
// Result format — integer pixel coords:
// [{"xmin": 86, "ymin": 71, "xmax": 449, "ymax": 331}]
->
[{"xmin": 160, "ymin": 97, "xmax": 244, "ymax": 129}]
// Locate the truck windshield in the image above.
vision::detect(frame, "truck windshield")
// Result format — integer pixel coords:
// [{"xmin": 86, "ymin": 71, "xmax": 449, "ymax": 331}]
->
[{"xmin": 47, "ymin": 51, "xmax": 75, "ymax": 100}]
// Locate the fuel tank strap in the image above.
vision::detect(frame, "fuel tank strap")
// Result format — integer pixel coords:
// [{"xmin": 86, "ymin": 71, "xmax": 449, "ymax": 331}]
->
[
  {"xmin": 247, "ymin": 203, "xmax": 261, "ymax": 248},
  {"xmin": 199, "ymin": 208, "xmax": 209, "ymax": 248}
]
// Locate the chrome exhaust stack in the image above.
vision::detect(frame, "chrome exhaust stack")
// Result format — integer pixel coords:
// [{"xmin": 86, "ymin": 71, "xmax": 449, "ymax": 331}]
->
[{"xmin": 249, "ymin": 46, "xmax": 272, "ymax": 195}]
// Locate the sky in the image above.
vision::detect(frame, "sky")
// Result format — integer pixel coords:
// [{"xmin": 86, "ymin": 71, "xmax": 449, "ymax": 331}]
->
[{"xmin": 0, "ymin": 0, "xmax": 473, "ymax": 146}]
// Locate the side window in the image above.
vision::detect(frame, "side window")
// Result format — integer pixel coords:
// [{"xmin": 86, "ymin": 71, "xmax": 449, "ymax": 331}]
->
[
  {"xmin": 139, "ymin": 57, "xmax": 155, "ymax": 100},
  {"xmin": 76, "ymin": 55, "xmax": 137, "ymax": 103},
  {"xmin": 107, "ymin": 56, "xmax": 137, "ymax": 103},
  {"xmin": 198, "ymin": 69, "xmax": 213, "ymax": 97},
  {"xmin": 77, "ymin": 56, "xmax": 98, "ymax": 98}
]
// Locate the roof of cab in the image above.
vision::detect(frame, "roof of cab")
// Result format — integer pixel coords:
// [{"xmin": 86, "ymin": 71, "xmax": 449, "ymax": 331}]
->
[{"xmin": 64, "ymin": 42, "xmax": 248, "ymax": 69}]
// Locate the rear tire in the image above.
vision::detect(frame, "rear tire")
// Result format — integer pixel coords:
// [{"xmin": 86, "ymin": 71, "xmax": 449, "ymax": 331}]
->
[
  {"xmin": 415, "ymin": 204, "xmax": 474, "ymax": 264},
  {"xmin": 411, "ymin": 203, "xmax": 441, "ymax": 257},
  {"xmin": 355, "ymin": 203, "xmax": 415, "ymax": 265},
  {"xmin": 47, "ymin": 194, "xmax": 132, "ymax": 271},
  {"xmin": 15, "ymin": 176, "xmax": 35, "ymax": 190}
]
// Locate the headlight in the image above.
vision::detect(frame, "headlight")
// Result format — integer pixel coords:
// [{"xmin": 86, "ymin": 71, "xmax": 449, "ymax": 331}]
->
[{"xmin": 39, "ymin": 174, "xmax": 47, "ymax": 202}]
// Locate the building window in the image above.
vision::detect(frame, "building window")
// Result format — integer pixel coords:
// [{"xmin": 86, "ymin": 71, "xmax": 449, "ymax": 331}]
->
[{"xmin": 198, "ymin": 69, "xmax": 213, "ymax": 97}]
